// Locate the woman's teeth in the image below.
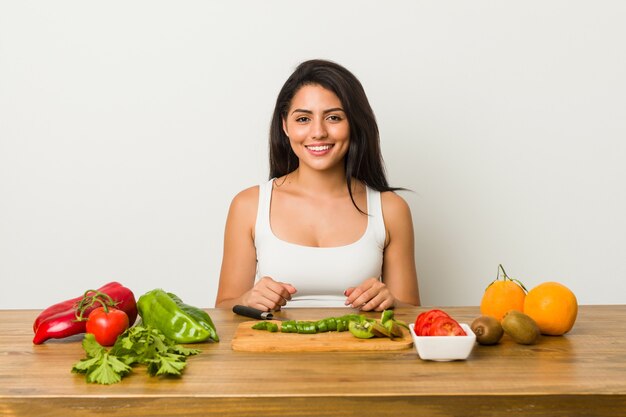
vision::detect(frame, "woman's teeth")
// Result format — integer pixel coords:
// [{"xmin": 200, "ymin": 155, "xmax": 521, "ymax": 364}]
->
[{"xmin": 307, "ymin": 145, "xmax": 332, "ymax": 151}]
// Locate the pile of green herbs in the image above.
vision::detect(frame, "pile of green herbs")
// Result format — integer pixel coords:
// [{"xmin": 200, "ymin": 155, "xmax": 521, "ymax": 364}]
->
[{"xmin": 72, "ymin": 324, "xmax": 200, "ymax": 385}]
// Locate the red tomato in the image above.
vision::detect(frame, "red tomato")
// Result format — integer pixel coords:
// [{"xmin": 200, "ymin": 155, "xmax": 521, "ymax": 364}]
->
[
  {"xmin": 428, "ymin": 316, "xmax": 467, "ymax": 336},
  {"xmin": 86, "ymin": 307, "xmax": 129, "ymax": 346},
  {"xmin": 415, "ymin": 309, "xmax": 451, "ymax": 336}
]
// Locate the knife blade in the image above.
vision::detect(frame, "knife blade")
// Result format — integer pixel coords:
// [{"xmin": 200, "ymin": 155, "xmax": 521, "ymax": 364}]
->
[{"xmin": 232, "ymin": 305, "xmax": 288, "ymax": 321}]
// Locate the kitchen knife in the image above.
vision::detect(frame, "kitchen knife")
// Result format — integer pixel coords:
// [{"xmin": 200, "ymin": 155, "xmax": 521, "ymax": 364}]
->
[{"xmin": 232, "ymin": 305, "xmax": 288, "ymax": 321}]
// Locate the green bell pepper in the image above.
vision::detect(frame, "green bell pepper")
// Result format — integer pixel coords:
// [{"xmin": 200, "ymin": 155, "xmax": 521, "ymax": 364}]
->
[{"xmin": 137, "ymin": 289, "xmax": 219, "ymax": 343}]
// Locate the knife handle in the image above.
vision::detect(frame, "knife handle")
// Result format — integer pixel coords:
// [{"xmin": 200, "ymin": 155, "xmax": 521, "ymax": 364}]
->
[{"xmin": 233, "ymin": 305, "xmax": 274, "ymax": 320}]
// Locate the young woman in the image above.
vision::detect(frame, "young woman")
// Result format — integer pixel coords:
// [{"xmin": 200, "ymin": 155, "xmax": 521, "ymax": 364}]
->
[{"xmin": 215, "ymin": 59, "xmax": 420, "ymax": 311}]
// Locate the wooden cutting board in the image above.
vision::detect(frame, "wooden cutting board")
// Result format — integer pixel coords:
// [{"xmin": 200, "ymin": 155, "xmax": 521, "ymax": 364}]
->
[{"xmin": 231, "ymin": 320, "xmax": 413, "ymax": 352}]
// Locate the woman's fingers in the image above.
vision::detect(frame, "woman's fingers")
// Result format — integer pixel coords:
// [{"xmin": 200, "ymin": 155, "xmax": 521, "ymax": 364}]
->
[
  {"xmin": 248, "ymin": 277, "xmax": 297, "ymax": 311},
  {"xmin": 360, "ymin": 292, "xmax": 394, "ymax": 311},
  {"xmin": 345, "ymin": 278, "xmax": 395, "ymax": 311},
  {"xmin": 344, "ymin": 278, "xmax": 376, "ymax": 307}
]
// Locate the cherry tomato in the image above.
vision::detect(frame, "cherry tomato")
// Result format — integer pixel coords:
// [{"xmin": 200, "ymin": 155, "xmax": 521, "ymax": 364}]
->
[
  {"xmin": 85, "ymin": 306, "xmax": 129, "ymax": 346},
  {"xmin": 415, "ymin": 309, "xmax": 450, "ymax": 336},
  {"xmin": 428, "ymin": 316, "xmax": 467, "ymax": 336}
]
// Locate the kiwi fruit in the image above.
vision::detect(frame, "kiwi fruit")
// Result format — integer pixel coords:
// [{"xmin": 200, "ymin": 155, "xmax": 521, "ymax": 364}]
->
[
  {"xmin": 501, "ymin": 310, "xmax": 540, "ymax": 345},
  {"xmin": 384, "ymin": 320, "xmax": 404, "ymax": 338},
  {"xmin": 471, "ymin": 316, "xmax": 504, "ymax": 345},
  {"xmin": 370, "ymin": 322, "xmax": 391, "ymax": 338}
]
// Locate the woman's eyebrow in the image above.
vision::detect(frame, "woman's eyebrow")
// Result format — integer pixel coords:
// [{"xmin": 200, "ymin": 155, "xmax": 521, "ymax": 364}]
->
[{"xmin": 290, "ymin": 107, "xmax": 345, "ymax": 115}]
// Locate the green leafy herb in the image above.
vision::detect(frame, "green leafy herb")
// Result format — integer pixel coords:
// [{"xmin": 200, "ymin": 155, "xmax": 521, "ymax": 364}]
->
[{"xmin": 71, "ymin": 325, "xmax": 200, "ymax": 384}]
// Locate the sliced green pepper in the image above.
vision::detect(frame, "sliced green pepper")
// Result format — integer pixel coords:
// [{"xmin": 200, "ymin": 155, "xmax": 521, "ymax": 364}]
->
[
  {"xmin": 325, "ymin": 317, "xmax": 337, "ymax": 331},
  {"xmin": 380, "ymin": 309, "xmax": 394, "ymax": 324},
  {"xmin": 281, "ymin": 320, "xmax": 297, "ymax": 333},
  {"xmin": 249, "ymin": 314, "xmax": 403, "ymax": 340},
  {"xmin": 137, "ymin": 289, "xmax": 219, "ymax": 343},
  {"xmin": 296, "ymin": 321, "xmax": 317, "ymax": 334},
  {"xmin": 336, "ymin": 315, "xmax": 358, "ymax": 332},
  {"xmin": 316, "ymin": 319, "xmax": 329, "ymax": 333},
  {"xmin": 335, "ymin": 319, "xmax": 345, "ymax": 332},
  {"xmin": 252, "ymin": 321, "xmax": 268, "ymax": 330},
  {"xmin": 252, "ymin": 321, "xmax": 278, "ymax": 332}
]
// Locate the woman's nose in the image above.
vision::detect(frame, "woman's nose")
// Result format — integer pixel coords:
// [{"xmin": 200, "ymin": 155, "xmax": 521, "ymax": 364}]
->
[{"xmin": 310, "ymin": 119, "xmax": 327, "ymax": 139}]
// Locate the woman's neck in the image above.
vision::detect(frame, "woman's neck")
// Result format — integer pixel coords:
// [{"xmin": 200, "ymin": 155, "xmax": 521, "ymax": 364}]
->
[{"xmin": 283, "ymin": 166, "xmax": 352, "ymax": 197}]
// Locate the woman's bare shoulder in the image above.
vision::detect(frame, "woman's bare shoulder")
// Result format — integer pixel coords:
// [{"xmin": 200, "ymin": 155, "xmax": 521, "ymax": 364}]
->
[
  {"xmin": 380, "ymin": 190, "xmax": 411, "ymax": 217},
  {"xmin": 228, "ymin": 185, "xmax": 260, "ymax": 219},
  {"xmin": 232, "ymin": 185, "xmax": 259, "ymax": 203}
]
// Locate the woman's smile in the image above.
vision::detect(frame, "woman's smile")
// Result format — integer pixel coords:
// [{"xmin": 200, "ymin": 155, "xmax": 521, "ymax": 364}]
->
[
  {"xmin": 282, "ymin": 84, "xmax": 350, "ymax": 173},
  {"xmin": 305, "ymin": 143, "xmax": 335, "ymax": 155}
]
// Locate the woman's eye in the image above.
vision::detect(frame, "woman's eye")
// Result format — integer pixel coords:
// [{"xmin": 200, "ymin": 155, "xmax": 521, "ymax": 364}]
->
[
  {"xmin": 295, "ymin": 116, "xmax": 310, "ymax": 123},
  {"xmin": 327, "ymin": 115, "xmax": 343, "ymax": 122}
]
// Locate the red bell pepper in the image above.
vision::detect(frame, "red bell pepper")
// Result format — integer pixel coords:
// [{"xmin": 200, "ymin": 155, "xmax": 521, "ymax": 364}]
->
[{"xmin": 33, "ymin": 281, "xmax": 137, "ymax": 345}]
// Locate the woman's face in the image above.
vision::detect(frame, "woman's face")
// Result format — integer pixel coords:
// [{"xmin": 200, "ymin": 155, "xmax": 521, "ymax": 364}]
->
[{"xmin": 282, "ymin": 84, "xmax": 350, "ymax": 174}]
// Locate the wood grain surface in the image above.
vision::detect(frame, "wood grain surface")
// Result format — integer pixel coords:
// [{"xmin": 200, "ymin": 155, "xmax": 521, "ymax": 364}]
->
[
  {"xmin": 231, "ymin": 320, "xmax": 413, "ymax": 352},
  {"xmin": 2, "ymin": 306, "xmax": 626, "ymax": 417}
]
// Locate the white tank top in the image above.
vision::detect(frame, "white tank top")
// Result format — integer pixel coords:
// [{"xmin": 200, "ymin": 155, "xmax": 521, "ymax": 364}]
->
[{"xmin": 254, "ymin": 179, "xmax": 386, "ymax": 307}]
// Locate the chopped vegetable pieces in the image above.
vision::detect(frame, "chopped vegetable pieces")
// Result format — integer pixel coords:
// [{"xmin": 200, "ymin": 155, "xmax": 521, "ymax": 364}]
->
[{"xmin": 250, "ymin": 310, "xmax": 406, "ymax": 340}]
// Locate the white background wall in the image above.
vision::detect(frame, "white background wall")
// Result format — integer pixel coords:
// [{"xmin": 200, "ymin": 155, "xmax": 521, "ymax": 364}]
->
[{"xmin": 1, "ymin": 1, "xmax": 625, "ymax": 309}]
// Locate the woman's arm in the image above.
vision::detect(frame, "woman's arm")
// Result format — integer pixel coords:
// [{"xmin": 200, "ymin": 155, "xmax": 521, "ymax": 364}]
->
[
  {"xmin": 214, "ymin": 186, "xmax": 296, "ymax": 310},
  {"xmin": 380, "ymin": 191, "xmax": 420, "ymax": 306},
  {"xmin": 344, "ymin": 191, "xmax": 421, "ymax": 310}
]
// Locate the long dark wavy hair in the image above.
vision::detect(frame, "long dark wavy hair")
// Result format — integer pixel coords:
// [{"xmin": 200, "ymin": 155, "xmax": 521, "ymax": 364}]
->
[{"xmin": 269, "ymin": 59, "xmax": 402, "ymax": 212}]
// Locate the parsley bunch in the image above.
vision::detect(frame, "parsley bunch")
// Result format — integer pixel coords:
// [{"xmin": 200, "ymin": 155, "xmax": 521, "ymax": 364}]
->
[{"xmin": 72, "ymin": 325, "xmax": 200, "ymax": 384}]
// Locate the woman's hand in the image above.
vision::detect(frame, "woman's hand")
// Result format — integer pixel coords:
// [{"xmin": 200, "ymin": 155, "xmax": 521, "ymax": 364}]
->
[
  {"xmin": 242, "ymin": 276, "xmax": 297, "ymax": 312},
  {"xmin": 344, "ymin": 277, "xmax": 395, "ymax": 311}
]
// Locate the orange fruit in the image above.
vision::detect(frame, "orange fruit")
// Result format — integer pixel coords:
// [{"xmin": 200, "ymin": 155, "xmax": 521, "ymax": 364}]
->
[
  {"xmin": 524, "ymin": 282, "xmax": 578, "ymax": 335},
  {"xmin": 480, "ymin": 265, "xmax": 527, "ymax": 321}
]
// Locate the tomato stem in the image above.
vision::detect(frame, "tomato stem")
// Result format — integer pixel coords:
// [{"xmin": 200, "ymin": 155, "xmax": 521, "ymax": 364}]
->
[
  {"xmin": 74, "ymin": 290, "xmax": 118, "ymax": 321},
  {"xmin": 94, "ymin": 297, "xmax": 110, "ymax": 313}
]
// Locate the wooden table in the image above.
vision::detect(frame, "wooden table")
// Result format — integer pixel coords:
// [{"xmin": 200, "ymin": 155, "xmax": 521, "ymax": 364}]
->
[{"xmin": 1, "ymin": 306, "xmax": 625, "ymax": 416}]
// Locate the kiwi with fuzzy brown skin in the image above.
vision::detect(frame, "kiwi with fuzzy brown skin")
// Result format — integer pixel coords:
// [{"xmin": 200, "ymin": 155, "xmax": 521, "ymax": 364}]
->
[
  {"xmin": 501, "ymin": 310, "xmax": 540, "ymax": 345},
  {"xmin": 471, "ymin": 316, "xmax": 504, "ymax": 345}
]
